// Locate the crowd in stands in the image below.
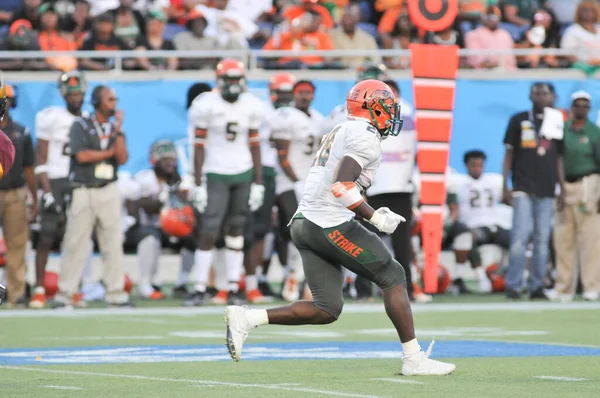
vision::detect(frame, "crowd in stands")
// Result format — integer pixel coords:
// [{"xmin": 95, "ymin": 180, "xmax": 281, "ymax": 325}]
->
[{"xmin": 0, "ymin": 0, "xmax": 600, "ymax": 71}]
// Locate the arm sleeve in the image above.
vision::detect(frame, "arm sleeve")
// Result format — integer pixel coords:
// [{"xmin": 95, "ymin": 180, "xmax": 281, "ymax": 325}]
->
[
  {"xmin": 503, "ymin": 115, "xmax": 520, "ymax": 149},
  {"xmin": 270, "ymin": 108, "xmax": 294, "ymax": 140},
  {"xmin": 34, "ymin": 109, "xmax": 54, "ymax": 141},
  {"xmin": 22, "ymin": 129, "xmax": 35, "ymax": 167},
  {"xmin": 188, "ymin": 96, "xmax": 211, "ymax": 130},
  {"xmin": 343, "ymin": 131, "xmax": 379, "ymax": 169},
  {"xmin": 69, "ymin": 119, "xmax": 88, "ymax": 156}
]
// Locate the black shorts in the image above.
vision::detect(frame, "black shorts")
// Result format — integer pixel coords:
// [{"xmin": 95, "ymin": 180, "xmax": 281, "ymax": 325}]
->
[
  {"xmin": 290, "ymin": 215, "xmax": 406, "ymax": 319},
  {"xmin": 277, "ymin": 189, "xmax": 298, "ymax": 241},
  {"xmin": 442, "ymin": 221, "xmax": 470, "ymax": 250},
  {"xmin": 240, "ymin": 171, "xmax": 277, "ymax": 249},
  {"xmin": 199, "ymin": 177, "xmax": 251, "ymax": 236},
  {"xmin": 472, "ymin": 225, "xmax": 510, "ymax": 249},
  {"xmin": 124, "ymin": 224, "xmax": 196, "ymax": 253},
  {"xmin": 39, "ymin": 178, "xmax": 72, "ymax": 235}
]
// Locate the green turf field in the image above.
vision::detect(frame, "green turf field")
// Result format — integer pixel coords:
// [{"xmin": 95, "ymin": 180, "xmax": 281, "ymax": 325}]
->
[{"xmin": 2, "ymin": 299, "xmax": 600, "ymax": 397}]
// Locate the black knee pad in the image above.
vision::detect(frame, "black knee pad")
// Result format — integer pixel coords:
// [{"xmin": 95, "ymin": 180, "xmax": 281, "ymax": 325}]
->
[{"xmin": 374, "ymin": 258, "xmax": 407, "ymax": 291}]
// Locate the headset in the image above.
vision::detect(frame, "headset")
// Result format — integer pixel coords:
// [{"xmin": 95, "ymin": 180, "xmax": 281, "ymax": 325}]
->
[{"xmin": 91, "ymin": 85, "xmax": 107, "ymax": 108}]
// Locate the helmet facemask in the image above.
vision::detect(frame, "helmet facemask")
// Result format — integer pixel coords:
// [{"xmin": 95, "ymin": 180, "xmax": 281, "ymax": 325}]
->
[
  {"xmin": 219, "ymin": 75, "xmax": 246, "ymax": 103},
  {"xmin": 364, "ymin": 98, "xmax": 403, "ymax": 139}
]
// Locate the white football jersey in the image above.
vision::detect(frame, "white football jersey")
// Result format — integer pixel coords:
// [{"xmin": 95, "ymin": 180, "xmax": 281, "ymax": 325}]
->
[
  {"xmin": 271, "ymin": 106, "xmax": 328, "ymax": 195},
  {"xmin": 135, "ymin": 169, "xmax": 170, "ymax": 228},
  {"xmin": 35, "ymin": 106, "xmax": 81, "ymax": 179},
  {"xmin": 328, "ymin": 97, "xmax": 414, "ymax": 127},
  {"xmin": 296, "ymin": 118, "xmax": 382, "ymax": 228},
  {"xmin": 188, "ymin": 91, "xmax": 263, "ymax": 176},
  {"xmin": 118, "ymin": 171, "xmax": 141, "ymax": 233},
  {"xmin": 260, "ymin": 101, "xmax": 278, "ymax": 169},
  {"xmin": 456, "ymin": 173, "xmax": 503, "ymax": 229}
]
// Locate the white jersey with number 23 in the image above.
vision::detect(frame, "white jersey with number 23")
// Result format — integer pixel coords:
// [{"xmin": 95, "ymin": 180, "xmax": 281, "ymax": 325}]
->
[{"xmin": 296, "ymin": 118, "xmax": 382, "ymax": 228}]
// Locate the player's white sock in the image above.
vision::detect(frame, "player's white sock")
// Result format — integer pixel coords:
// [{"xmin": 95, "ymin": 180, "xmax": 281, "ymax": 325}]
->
[
  {"xmin": 177, "ymin": 248, "xmax": 194, "ymax": 286},
  {"xmin": 288, "ymin": 241, "xmax": 301, "ymax": 272},
  {"xmin": 246, "ymin": 275, "xmax": 258, "ymax": 292},
  {"xmin": 225, "ymin": 249, "xmax": 243, "ymax": 292},
  {"xmin": 138, "ymin": 235, "xmax": 161, "ymax": 294},
  {"xmin": 454, "ymin": 263, "xmax": 465, "ymax": 279},
  {"xmin": 476, "ymin": 266, "xmax": 487, "ymax": 281},
  {"xmin": 192, "ymin": 249, "xmax": 214, "ymax": 293},
  {"xmin": 402, "ymin": 338, "xmax": 421, "ymax": 356},
  {"xmin": 246, "ymin": 309, "xmax": 269, "ymax": 328},
  {"xmin": 256, "ymin": 265, "xmax": 266, "ymax": 283},
  {"xmin": 214, "ymin": 248, "xmax": 229, "ymax": 291}
]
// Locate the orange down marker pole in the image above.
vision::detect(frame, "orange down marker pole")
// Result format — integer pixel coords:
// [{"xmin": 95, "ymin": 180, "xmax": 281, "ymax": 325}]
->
[{"xmin": 408, "ymin": 0, "xmax": 459, "ymax": 294}]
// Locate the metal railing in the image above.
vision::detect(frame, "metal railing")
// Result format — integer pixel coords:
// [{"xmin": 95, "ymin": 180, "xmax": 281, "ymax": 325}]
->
[{"xmin": 0, "ymin": 48, "xmax": 587, "ymax": 72}]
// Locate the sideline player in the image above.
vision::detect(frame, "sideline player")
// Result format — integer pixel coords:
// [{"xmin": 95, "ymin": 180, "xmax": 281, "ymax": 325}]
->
[
  {"xmin": 456, "ymin": 150, "xmax": 508, "ymax": 292},
  {"xmin": 186, "ymin": 58, "xmax": 264, "ymax": 306},
  {"xmin": 225, "ymin": 80, "xmax": 456, "ymax": 376},
  {"xmin": 271, "ymin": 79, "xmax": 328, "ymax": 301},
  {"xmin": 30, "ymin": 71, "xmax": 87, "ymax": 308}
]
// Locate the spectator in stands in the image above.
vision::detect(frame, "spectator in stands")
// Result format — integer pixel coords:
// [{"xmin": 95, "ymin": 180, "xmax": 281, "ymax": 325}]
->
[
  {"xmin": 0, "ymin": 0, "xmax": 22, "ymax": 28},
  {"xmin": 330, "ymin": 3, "xmax": 380, "ymax": 68},
  {"xmin": 263, "ymin": 10, "xmax": 335, "ymax": 69},
  {"xmin": 424, "ymin": 22, "xmax": 465, "ymax": 48},
  {"xmin": 0, "ymin": 19, "xmax": 49, "ymax": 71},
  {"xmin": 110, "ymin": 0, "xmax": 147, "ymax": 50},
  {"xmin": 196, "ymin": 0, "xmax": 257, "ymax": 48},
  {"xmin": 61, "ymin": 0, "xmax": 94, "ymax": 48},
  {"xmin": 458, "ymin": 0, "xmax": 499, "ymax": 27},
  {"xmin": 137, "ymin": 10, "xmax": 178, "ymax": 70},
  {"xmin": 282, "ymin": 0, "xmax": 334, "ymax": 30},
  {"xmin": 561, "ymin": 0, "xmax": 600, "ymax": 76},
  {"xmin": 465, "ymin": 6, "xmax": 516, "ymax": 70},
  {"xmin": 79, "ymin": 13, "xmax": 131, "ymax": 71},
  {"xmin": 378, "ymin": 7, "xmax": 417, "ymax": 69},
  {"xmin": 552, "ymin": 91, "xmax": 600, "ymax": 302},
  {"xmin": 9, "ymin": 0, "xmax": 42, "ymax": 31},
  {"xmin": 174, "ymin": 9, "xmax": 243, "ymax": 70},
  {"xmin": 37, "ymin": 3, "xmax": 78, "ymax": 72},
  {"xmin": 516, "ymin": 7, "xmax": 564, "ymax": 68},
  {"xmin": 503, "ymin": 0, "xmax": 541, "ymax": 27},
  {"xmin": 545, "ymin": 0, "xmax": 578, "ymax": 26},
  {"xmin": 502, "ymin": 82, "xmax": 565, "ymax": 300},
  {"xmin": 166, "ymin": 0, "xmax": 202, "ymax": 25}
]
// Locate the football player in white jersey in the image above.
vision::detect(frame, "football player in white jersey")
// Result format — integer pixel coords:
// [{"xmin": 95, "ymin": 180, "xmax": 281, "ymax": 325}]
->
[
  {"xmin": 186, "ymin": 58, "xmax": 265, "ymax": 306},
  {"xmin": 456, "ymin": 150, "xmax": 509, "ymax": 292},
  {"xmin": 30, "ymin": 71, "xmax": 87, "ymax": 309},
  {"xmin": 124, "ymin": 140, "xmax": 196, "ymax": 300},
  {"xmin": 271, "ymin": 79, "xmax": 328, "ymax": 301},
  {"xmin": 225, "ymin": 80, "xmax": 456, "ymax": 376}
]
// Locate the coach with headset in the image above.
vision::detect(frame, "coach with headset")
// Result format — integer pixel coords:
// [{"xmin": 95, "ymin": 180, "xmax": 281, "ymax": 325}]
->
[{"xmin": 54, "ymin": 85, "xmax": 131, "ymax": 308}]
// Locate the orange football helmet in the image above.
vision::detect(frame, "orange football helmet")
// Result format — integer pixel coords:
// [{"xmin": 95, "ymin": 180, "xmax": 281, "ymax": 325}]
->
[
  {"xmin": 486, "ymin": 263, "xmax": 506, "ymax": 293},
  {"xmin": 346, "ymin": 79, "xmax": 403, "ymax": 138},
  {"xmin": 216, "ymin": 58, "xmax": 246, "ymax": 102},
  {"xmin": 160, "ymin": 206, "xmax": 195, "ymax": 238},
  {"xmin": 269, "ymin": 72, "xmax": 296, "ymax": 108}
]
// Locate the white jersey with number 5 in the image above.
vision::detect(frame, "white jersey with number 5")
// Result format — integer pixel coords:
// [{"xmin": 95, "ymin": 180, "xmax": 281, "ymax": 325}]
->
[
  {"xmin": 271, "ymin": 106, "xmax": 328, "ymax": 195},
  {"xmin": 456, "ymin": 173, "xmax": 503, "ymax": 229},
  {"xmin": 296, "ymin": 119, "xmax": 382, "ymax": 228},
  {"xmin": 188, "ymin": 91, "xmax": 263, "ymax": 176},
  {"xmin": 35, "ymin": 106, "xmax": 81, "ymax": 179}
]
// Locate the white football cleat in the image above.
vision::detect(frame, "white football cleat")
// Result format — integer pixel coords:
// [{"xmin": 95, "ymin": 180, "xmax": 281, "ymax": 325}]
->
[
  {"xmin": 224, "ymin": 305, "xmax": 254, "ymax": 362},
  {"xmin": 282, "ymin": 273, "xmax": 300, "ymax": 302},
  {"xmin": 401, "ymin": 340, "xmax": 456, "ymax": 376},
  {"xmin": 479, "ymin": 276, "xmax": 492, "ymax": 293}
]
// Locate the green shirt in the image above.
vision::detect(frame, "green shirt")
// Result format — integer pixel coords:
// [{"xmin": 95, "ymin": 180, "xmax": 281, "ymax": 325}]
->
[{"xmin": 563, "ymin": 120, "xmax": 600, "ymax": 180}]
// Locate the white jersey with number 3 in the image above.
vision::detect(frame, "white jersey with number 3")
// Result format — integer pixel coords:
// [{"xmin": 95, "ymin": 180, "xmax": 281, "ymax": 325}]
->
[
  {"xmin": 35, "ymin": 106, "xmax": 81, "ymax": 179},
  {"xmin": 296, "ymin": 118, "xmax": 382, "ymax": 228},
  {"xmin": 456, "ymin": 173, "xmax": 503, "ymax": 229},
  {"xmin": 271, "ymin": 106, "xmax": 328, "ymax": 195},
  {"xmin": 188, "ymin": 91, "xmax": 263, "ymax": 176}
]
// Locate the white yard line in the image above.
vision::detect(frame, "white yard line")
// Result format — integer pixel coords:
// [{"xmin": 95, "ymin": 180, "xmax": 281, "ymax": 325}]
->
[
  {"xmin": 41, "ymin": 385, "xmax": 83, "ymax": 390},
  {"xmin": 370, "ymin": 378, "xmax": 424, "ymax": 385},
  {"xmin": 2, "ymin": 302, "xmax": 600, "ymax": 318},
  {"xmin": 31, "ymin": 335, "xmax": 165, "ymax": 341},
  {"xmin": 0, "ymin": 366, "xmax": 381, "ymax": 398},
  {"xmin": 535, "ymin": 376, "xmax": 589, "ymax": 382}
]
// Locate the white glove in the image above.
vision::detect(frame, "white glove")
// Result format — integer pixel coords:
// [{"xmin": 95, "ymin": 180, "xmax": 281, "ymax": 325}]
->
[
  {"xmin": 158, "ymin": 189, "xmax": 169, "ymax": 205},
  {"xmin": 192, "ymin": 185, "xmax": 208, "ymax": 213},
  {"xmin": 293, "ymin": 180, "xmax": 304, "ymax": 201},
  {"xmin": 367, "ymin": 207, "xmax": 406, "ymax": 235},
  {"xmin": 249, "ymin": 183, "xmax": 265, "ymax": 212}
]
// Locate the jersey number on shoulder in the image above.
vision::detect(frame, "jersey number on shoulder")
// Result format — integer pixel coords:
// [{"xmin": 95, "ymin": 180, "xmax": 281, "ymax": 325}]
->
[
  {"xmin": 469, "ymin": 189, "xmax": 494, "ymax": 208},
  {"xmin": 62, "ymin": 143, "xmax": 71, "ymax": 156},
  {"xmin": 313, "ymin": 126, "xmax": 341, "ymax": 167},
  {"xmin": 226, "ymin": 122, "xmax": 238, "ymax": 142},
  {"xmin": 304, "ymin": 135, "xmax": 315, "ymax": 155}
]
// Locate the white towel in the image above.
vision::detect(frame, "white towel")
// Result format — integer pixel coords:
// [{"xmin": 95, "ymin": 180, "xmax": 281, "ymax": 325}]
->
[{"xmin": 540, "ymin": 107, "xmax": 564, "ymax": 140}]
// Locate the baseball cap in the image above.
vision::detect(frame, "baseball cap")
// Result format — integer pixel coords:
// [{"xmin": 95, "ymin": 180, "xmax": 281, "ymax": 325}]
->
[
  {"xmin": 571, "ymin": 90, "xmax": 592, "ymax": 102},
  {"xmin": 39, "ymin": 3, "xmax": 57, "ymax": 14}
]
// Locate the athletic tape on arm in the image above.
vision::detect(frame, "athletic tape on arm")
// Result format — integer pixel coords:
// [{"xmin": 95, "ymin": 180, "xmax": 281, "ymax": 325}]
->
[{"xmin": 331, "ymin": 181, "xmax": 364, "ymax": 210}]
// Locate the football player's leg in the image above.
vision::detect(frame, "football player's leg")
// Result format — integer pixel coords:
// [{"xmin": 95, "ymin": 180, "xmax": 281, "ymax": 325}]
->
[
  {"xmin": 320, "ymin": 219, "xmax": 455, "ymax": 375},
  {"xmin": 506, "ymin": 195, "xmax": 534, "ymax": 297},
  {"xmin": 187, "ymin": 178, "xmax": 230, "ymax": 304},
  {"xmin": 221, "ymin": 180, "xmax": 252, "ymax": 304},
  {"xmin": 529, "ymin": 197, "xmax": 554, "ymax": 297},
  {"xmin": 448, "ymin": 222, "xmax": 473, "ymax": 294},
  {"xmin": 173, "ymin": 236, "xmax": 196, "ymax": 298},
  {"xmin": 277, "ymin": 190, "xmax": 300, "ymax": 300},
  {"xmin": 129, "ymin": 225, "xmax": 163, "ymax": 299},
  {"xmin": 3, "ymin": 188, "xmax": 29, "ymax": 306},
  {"xmin": 470, "ymin": 227, "xmax": 493, "ymax": 292}
]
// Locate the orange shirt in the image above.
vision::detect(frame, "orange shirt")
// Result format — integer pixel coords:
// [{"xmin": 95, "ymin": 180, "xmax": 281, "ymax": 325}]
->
[
  {"xmin": 263, "ymin": 31, "xmax": 334, "ymax": 65},
  {"xmin": 283, "ymin": 5, "xmax": 334, "ymax": 29},
  {"xmin": 378, "ymin": 7, "xmax": 402, "ymax": 33},
  {"xmin": 38, "ymin": 31, "xmax": 78, "ymax": 71}
]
